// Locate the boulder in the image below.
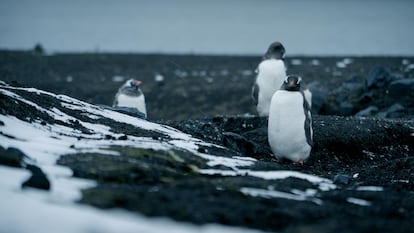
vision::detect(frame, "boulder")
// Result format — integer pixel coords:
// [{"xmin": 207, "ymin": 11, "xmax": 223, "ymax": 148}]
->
[
  {"xmin": 376, "ymin": 103, "xmax": 406, "ymax": 118},
  {"xmin": 22, "ymin": 164, "xmax": 51, "ymax": 191},
  {"xmin": 355, "ymin": 106, "xmax": 379, "ymax": 117},
  {"xmin": 365, "ymin": 67, "xmax": 393, "ymax": 90},
  {"xmin": 0, "ymin": 147, "xmax": 27, "ymax": 168},
  {"xmin": 338, "ymin": 102, "xmax": 354, "ymax": 116},
  {"xmin": 388, "ymin": 78, "xmax": 414, "ymax": 100},
  {"xmin": 307, "ymin": 81, "xmax": 330, "ymax": 114}
]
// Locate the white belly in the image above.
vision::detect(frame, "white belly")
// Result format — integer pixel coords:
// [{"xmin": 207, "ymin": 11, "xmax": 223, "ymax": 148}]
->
[
  {"xmin": 268, "ymin": 91, "xmax": 311, "ymax": 161},
  {"xmin": 115, "ymin": 94, "xmax": 147, "ymax": 116},
  {"xmin": 255, "ymin": 59, "xmax": 286, "ymax": 116}
]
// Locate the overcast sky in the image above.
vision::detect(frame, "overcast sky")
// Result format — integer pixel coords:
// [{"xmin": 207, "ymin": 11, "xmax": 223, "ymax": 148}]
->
[{"xmin": 1, "ymin": 0, "xmax": 414, "ymax": 55}]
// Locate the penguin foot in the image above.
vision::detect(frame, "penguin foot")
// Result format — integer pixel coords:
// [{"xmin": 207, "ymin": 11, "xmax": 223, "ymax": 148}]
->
[{"xmin": 293, "ymin": 159, "xmax": 305, "ymax": 165}]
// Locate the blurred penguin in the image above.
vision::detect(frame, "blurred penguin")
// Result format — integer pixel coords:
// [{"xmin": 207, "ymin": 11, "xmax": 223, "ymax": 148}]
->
[
  {"xmin": 252, "ymin": 41, "xmax": 287, "ymax": 117},
  {"xmin": 113, "ymin": 79, "xmax": 147, "ymax": 118}
]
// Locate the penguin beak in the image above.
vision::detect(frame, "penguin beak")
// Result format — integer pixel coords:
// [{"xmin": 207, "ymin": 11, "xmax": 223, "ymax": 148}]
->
[
  {"xmin": 134, "ymin": 81, "xmax": 142, "ymax": 87},
  {"xmin": 288, "ymin": 81, "xmax": 296, "ymax": 87}
]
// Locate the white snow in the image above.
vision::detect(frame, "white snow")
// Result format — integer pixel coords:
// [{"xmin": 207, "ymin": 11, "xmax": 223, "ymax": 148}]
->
[
  {"xmin": 336, "ymin": 61, "xmax": 346, "ymax": 68},
  {"xmin": 240, "ymin": 70, "xmax": 253, "ymax": 76},
  {"xmin": 154, "ymin": 73, "xmax": 165, "ymax": 82},
  {"xmin": 232, "ymin": 156, "xmax": 257, "ymax": 162},
  {"xmin": 346, "ymin": 197, "xmax": 372, "ymax": 206},
  {"xmin": 402, "ymin": 59, "xmax": 410, "ymax": 65},
  {"xmin": 241, "ymin": 187, "xmax": 323, "ymax": 205},
  {"xmin": 343, "ymin": 58, "xmax": 353, "ymax": 65},
  {"xmin": 356, "ymin": 186, "xmax": 384, "ymax": 192},
  {"xmin": 0, "ymin": 166, "xmax": 31, "ymax": 190},
  {"xmin": 311, "ymin": 59, "xmax": 320, "ymax": 66},
  {"xmin": 290, "ymin": 59, "xmax": 302, "ymax": 65},
  {"xmin": 336, "ymin": 58, "xmax": 353, "ymax": 68},
  {"xmin": 199, "ymin": 169, "xmax": 336, "ymax": 192},
  {"xmin": 112, "ymin": 75, "xmax": 126, "ymax": 83},
  {"xmin": 200, "ymin": 168, "xmax": 336, "ymax": 205},
  {"xmin": 405, "ymin": 63, "xmax": 414, "ymax": 71}
]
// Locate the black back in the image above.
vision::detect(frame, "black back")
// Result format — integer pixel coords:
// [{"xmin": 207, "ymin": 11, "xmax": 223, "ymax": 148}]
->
[{"xmin": 263, "ymin": 41, "xmax": 285, "ymax": 60}]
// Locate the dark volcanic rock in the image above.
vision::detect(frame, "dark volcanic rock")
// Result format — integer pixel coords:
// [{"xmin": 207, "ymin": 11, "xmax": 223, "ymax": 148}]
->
[
  {"xmin": 389, "ymin": 78, "xmax": 414, "ymax": 100},
  {"xmin": 22, "ymin": 164, "xmax": 51, "ymax": 191},
  {"xmin": 365, "ymin": 66, "xmax": 393, "ymax": 90},
  {"xmin": 222, "ymin": 131, "xmax": 257, "ymax": 156},
  {"xmin": 355, "ymin": 105, "xmax": 379, "ymax": 116},
  {"xmin": 307, "ymin": 81, "xmax": 330, "ymax": 114},
  {"xmin": 58, "ymin": 147, "xmax": 206, "ymax": 183},
  {"xmin": 0, "ymin": 146, "xmax": 27, "ymax": 167},
  {"xmin": 0, "ymin": 146, "xmax": 50, "ymax": 191},
  {"xmin": 333, "ymin": 174, "xmax": 351, "ymax": 185},
  {"xmin": 377, "ymin": 103, "xmax": 406, "ymax": 118},
  {"xmin": 98, "ymin": 105, "xmax": 147, "ymax": 119},
  {"xmin": 337, "ymin": 101, "xmax": 354, "ymax": 116}
]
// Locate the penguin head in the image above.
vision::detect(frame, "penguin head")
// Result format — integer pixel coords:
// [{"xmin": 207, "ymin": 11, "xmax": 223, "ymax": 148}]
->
[
  {"xmin": 123, "ymin": 79, "xmax": 142, "ymax": 89},
  {"xmin": 281, "ymin": 75, "xmax": 302, "ymax": 91},
  {"xmin": 129, "ymin": 79, "xmax": 142, "ymax": 88},
  {"xmin": 119, "ymin": 79, "xmax": 144, "ymax": 96},
  {"xmin": 263, "ymin": 41, "xmax": 285, "ymax": 60}
]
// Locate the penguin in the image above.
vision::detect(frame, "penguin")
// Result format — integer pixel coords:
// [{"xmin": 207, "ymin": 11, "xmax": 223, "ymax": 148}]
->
[
  {"xmin": 113, "ymin": 79, "xmax": 147, "ymax": 118},
  {"xmin": 268, "ymin": 75, "xmax": 313, "ymax": 164},
  {"xmin": 252, "ymin": 41, "xmax": 287, "ymax": 117}
]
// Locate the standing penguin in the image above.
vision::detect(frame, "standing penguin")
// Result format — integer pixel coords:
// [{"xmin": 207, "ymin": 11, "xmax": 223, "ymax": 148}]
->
[
  {"xmin": 113, "ymin": 79, "xmax": 147, "ymax": 118},
  {"xmin": 252, "ymin": 41, "xmax": 287, "ymax": 117},
  {"xmin": 268, "ymin": 75, "xmax": 313, "ymax": 164}
]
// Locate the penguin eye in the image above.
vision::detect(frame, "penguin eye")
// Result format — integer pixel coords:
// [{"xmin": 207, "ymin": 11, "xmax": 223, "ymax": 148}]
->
[
  {"xmin": 296, "ymin": 77, "xmax": 302, "ymax": 84},
  {"xmin": 284, "ymin": 77, "xmax": 289, "ymax": 83}
]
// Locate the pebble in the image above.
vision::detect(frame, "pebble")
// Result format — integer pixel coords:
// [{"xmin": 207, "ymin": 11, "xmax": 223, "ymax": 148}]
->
[{"xmin": 333, "ymin": 174, "xmax": 351, "ymax": 185}]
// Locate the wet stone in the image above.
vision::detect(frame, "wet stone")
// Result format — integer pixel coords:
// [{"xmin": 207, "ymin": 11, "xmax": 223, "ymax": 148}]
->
[{"xmin": 22, "ymin": 164, "xmax": 51, "ymax": 191}]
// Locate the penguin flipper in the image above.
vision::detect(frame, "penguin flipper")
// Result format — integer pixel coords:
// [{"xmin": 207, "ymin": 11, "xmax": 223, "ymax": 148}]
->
[
  {"xmin": 113, "ymin": 93, "xmax": 119, "ymax": 107},
  {"xmin": 251, "ymin": 83, "xmax": 259, "ymax": 105},
  {"xmin": 301, "ymin": 91, "xmax": 313, "ymax": 147},
  {"xmin": 302, "ymin": 89, "xmax": 312, "ymax": 108}
]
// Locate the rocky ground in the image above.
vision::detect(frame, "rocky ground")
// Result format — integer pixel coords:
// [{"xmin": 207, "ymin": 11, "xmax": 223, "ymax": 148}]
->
[
  {"xmin": 1, "ymin": 50, "xmax": 414, "ymax": 120},
  {"xmin": 1, "ymin": 50, "xmax": 414, "ymax": 232}
]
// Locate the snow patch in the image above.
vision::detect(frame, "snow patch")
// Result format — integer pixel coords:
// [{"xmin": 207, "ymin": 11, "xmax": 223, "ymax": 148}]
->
[
  {"xmin": 336, "ymin": 58, "xmax": 353, "ymax": 68},
  {"xmin": 291, "ymin": 59, "xmax": 302, "ymax": 65},
  {"xmin": 356, "ymin": 186, "xmax": 384, "ymax": 192},
  {"xmin": 347, "ymin": 197, "xmax": 372, "ymax": 206},
  {"xmin": 112, "ymin": 75, "xmax": 126, "ymax": 82},
  {"xmin": 154, "ymin": 73, "xmax": 165, "ymax": 82},
  {"xmin": 241, "ymin": 187, "xmax": 322, "ymax": 205},
  {"xmin": 199, "ymin": 169, "xmax": 336, "ymax": 191},
  {"xmin": 311, "ymin": 59, "xmax": 320, "ymax": 66}
]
